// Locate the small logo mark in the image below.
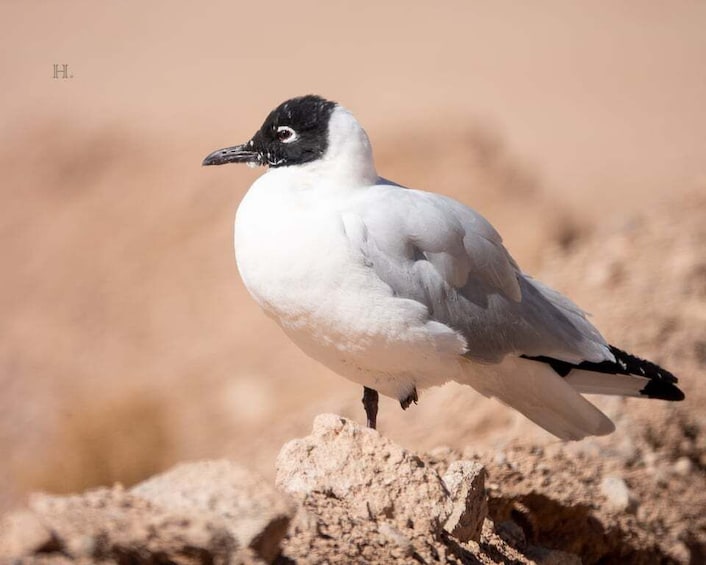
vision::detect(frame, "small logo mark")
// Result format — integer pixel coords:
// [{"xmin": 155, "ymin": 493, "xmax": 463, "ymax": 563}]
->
[{"xmin": 53, "ymin": 63, "xmax": 73, "ymax": 79}]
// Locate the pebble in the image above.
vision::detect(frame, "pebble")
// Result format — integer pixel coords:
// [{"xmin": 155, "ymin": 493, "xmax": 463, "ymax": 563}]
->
[
  {"xmin": 672, "ymin": 457, "xmax": 692, "ymax": 476},
  {"xmin": 600, "ymin": 476, "xmax": 634, "ymax": 512}
]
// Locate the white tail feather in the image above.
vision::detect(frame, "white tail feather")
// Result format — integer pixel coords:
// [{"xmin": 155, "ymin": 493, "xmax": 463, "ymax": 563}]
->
[
  {"xmin": 564, "ymin": 369, "xmax": 649, "ymax": 397},
  {"xmin": 460, "ymin": 356, "xmax": 615, "ymax": 440}
]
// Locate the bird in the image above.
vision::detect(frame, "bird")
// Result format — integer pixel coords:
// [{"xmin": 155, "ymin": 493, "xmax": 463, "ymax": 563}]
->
[{"xmin": 202, "ymin": 94, "xmax": 684, "ymax": 440}]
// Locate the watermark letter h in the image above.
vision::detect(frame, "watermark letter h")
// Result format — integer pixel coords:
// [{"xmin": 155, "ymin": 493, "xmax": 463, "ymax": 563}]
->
[{"xmin": 53, "ymin": 64, "xmax": 70, "ymax": 79}]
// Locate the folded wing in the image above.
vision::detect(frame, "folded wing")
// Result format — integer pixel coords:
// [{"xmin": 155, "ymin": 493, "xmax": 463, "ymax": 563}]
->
[{"xmin": 350, "ymin": 184, "xmax": 612, "ymax": 366}]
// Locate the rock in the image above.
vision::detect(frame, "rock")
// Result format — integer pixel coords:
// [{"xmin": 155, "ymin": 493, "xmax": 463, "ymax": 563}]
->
[
  {"xmin": 0, "ymin": 460, "xmax": 294, "ymax": 564},
  {"xmin": 132, "ymin": 459, "xmax": 295, "ymax": 563},
  {"xmin": 276, "ymin": 414, "xmax": 487, "ymax": 538},
  {"xmin": 25, "ymin": 485, "xmax": 245, "ymax": 563},
  {"xmin": 275, "ymin": 415, "xmax": 496, "ymax": 563},
  {"xmin": 442, "ymin": 460, "xmax": 487, "ymax": 542},
  {"xmin": 600, "ymin": 476, "xmax": 634, "ymax": 513},
  {"xmin": 672, "ymin": 457, "xmax": 693, "ymax": 477},
  {"xmin": 0, "ymin": 509, "xmax": 54, "ymax": 559}
]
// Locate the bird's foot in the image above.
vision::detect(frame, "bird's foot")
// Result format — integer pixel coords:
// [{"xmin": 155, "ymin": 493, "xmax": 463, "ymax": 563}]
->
[
  {"xmin": 362, "ymin": 387, "xmax": 379, "ymax": 429},
  {"xmin": 400, "ymin": 387, "xmax": 418, "ymax": 410}
]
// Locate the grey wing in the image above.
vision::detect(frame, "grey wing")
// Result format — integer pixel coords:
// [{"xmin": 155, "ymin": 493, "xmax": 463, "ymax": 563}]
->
[{"xmin": 348, "ymin": 185, "xmax": 611, "ymax": 365}]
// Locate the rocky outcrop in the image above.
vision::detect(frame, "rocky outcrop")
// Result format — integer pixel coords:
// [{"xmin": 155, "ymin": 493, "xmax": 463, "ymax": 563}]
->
[
  {"xmin": 1, "ymin": 408, "xmax": 704, "ymax": 563},
  {"xmin": 275, "ymin": 414, "xmax": 487, "ymax": 542},
  {"xmin": 0, "ymin": 461, "xmax": 294, "ymax": 564}
]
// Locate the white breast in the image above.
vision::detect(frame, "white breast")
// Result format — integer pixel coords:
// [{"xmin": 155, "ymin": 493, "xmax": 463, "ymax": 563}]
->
[
  {"xmin": 235, "ymin": 170, "xmax": 354, "ymax": 321},
  {"xmin": 234, "ymin": 169, "xmax": 466, "ymax": 398}
]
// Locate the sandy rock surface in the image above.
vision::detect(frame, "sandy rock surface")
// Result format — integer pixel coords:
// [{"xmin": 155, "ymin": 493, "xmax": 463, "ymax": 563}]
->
[
  {"xmin": 0, "ymin": 416, "xmax": 582, "ymax": 564},
  {"xmin": 0, "ymin": 461, "xmax": 293, "ymax": 564},
  {"xmin": 274, "ymin": 414, "xmax": 489, "ymax": 562},
  {"xmin": 133, "ymin": 460, "xmax": 295, "ymax": 562},
  {"xmin": 7, "ymin": 399, "xmax": 705, "ymax": 563},
  {"xmin": 275, "ymin": 413, "xmax": 472, "ymax": 537}
]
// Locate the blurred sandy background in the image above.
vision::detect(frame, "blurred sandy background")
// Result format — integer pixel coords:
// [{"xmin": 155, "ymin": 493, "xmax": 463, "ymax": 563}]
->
[{"xmin": 1, "ymin": 1, "xmax": 705, "ymax": 513}]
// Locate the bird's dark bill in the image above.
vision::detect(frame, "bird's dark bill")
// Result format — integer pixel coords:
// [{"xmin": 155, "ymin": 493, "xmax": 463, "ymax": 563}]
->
[{"xmin": 202, "ymin": 143, "xmax": 261, "ymax": 167}]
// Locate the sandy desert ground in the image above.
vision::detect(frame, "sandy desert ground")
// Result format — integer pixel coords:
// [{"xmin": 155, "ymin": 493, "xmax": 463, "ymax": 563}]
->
[{"xmin": 0, "ymin": 2, "xmax": 705, "ymax": 562}]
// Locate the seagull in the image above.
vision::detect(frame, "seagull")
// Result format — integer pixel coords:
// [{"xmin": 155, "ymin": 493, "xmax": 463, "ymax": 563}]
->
[{"xmin": 203, "ymin": 95, "xmax": 684, "ymax": 440}]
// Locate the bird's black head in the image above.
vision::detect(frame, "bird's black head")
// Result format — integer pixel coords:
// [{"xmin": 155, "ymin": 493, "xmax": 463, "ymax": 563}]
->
[{"xmin": 202, "ymin": 95, "xmax": 337, "ymax": 168}]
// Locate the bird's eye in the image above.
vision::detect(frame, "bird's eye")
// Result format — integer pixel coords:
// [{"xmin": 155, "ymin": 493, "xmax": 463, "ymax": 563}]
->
[{"xmin": 276, "ymin": 126, "xmax": 297, "ymax": 143}]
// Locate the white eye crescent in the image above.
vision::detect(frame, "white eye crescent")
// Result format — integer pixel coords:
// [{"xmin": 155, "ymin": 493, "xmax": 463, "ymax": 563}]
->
[{"xmin": 276, "ymin": 126, "xmax": 297, "ymax": 143}]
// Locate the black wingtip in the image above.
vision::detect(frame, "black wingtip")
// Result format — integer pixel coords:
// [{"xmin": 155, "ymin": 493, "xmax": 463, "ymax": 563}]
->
[
  {"xmin": 640, "ymin": 374, "xmax": 685, "ymax": 401},
  {"xmin": 606, "ymin": 346, "xmax": 685, "ymax": 401},
  {"xmin": 522, "ymin": 345, "xmax": 685, "ymax": 402}
]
